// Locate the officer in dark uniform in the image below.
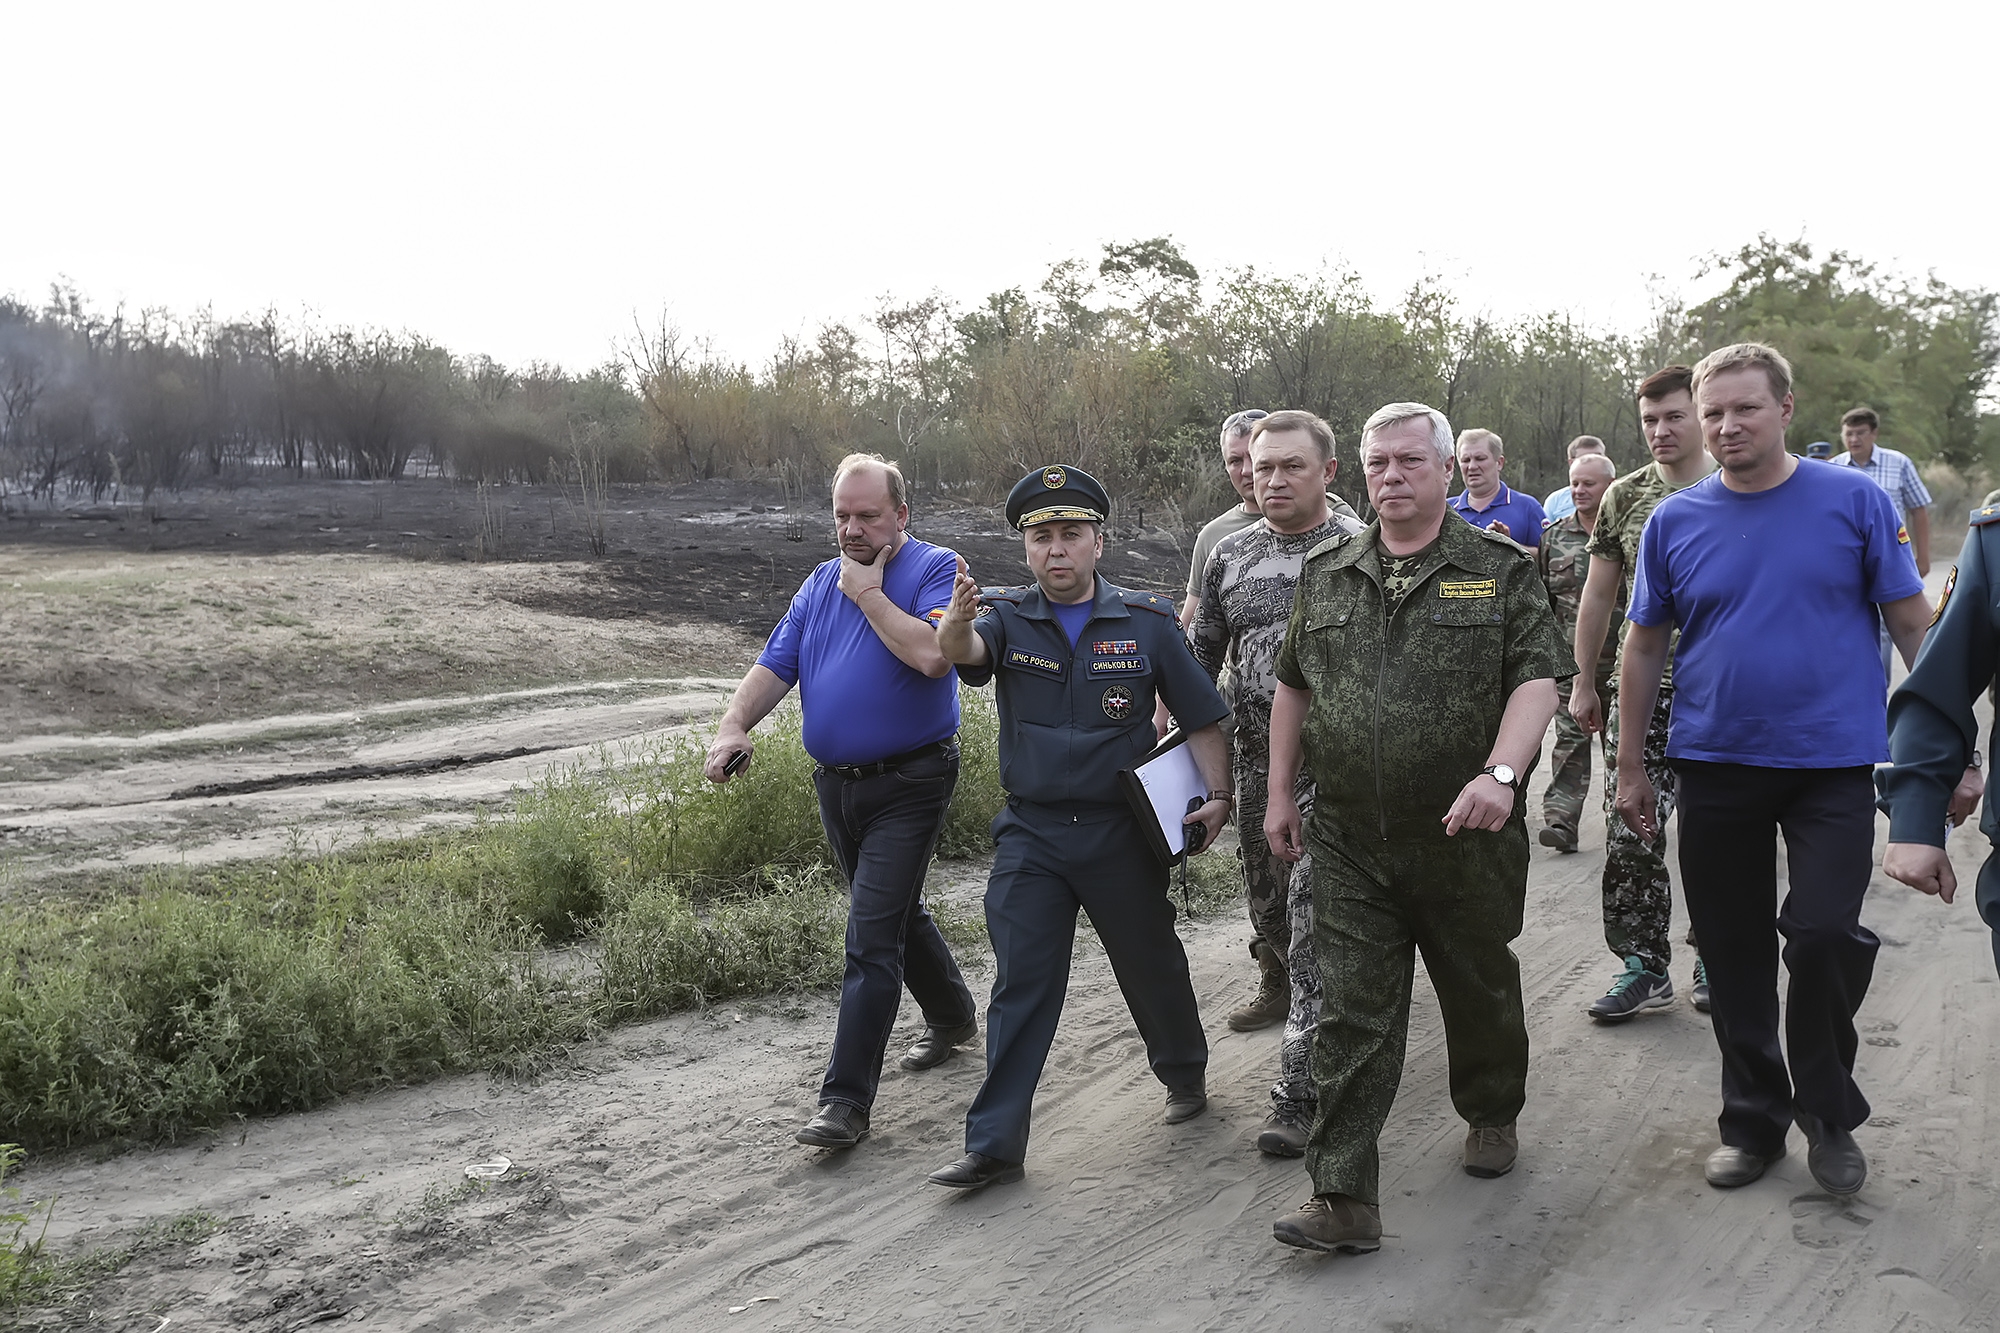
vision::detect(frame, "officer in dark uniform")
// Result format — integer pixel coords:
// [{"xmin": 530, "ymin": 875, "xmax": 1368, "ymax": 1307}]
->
[
  {"xmin": 928, "ymin": 464, "xmax": 1234, "ymax": 1191},
  {"xmin": 1879, "ymin": 502, "xmax": 1998, "ymax": 974}
]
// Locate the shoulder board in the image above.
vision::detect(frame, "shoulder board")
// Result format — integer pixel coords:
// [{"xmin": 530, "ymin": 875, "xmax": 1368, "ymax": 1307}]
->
[
  {"xmin": 1305, "ymin": 530, "xmax": 1356, "ymax": 561},
  {"xmin": 1122, "ymin": 590, "xmax": 1179, "ymax": 617},
  {"xmin": 1970, "ymin": 505, "xmax": 2000, "ymax": 529},
  {"xmin": 980, "ymin": 585, "xmax": 1026, "ymax": 603},
  {"xmin": 1471, "ymin": 526, "xmax": 1535, "ymax": 557}
]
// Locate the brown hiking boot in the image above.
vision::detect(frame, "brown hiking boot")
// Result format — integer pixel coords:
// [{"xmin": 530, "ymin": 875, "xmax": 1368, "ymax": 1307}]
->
[
  {"xmin": 1272, "ymin": 1193, "xmax": 1382, "ymax": 1253},
  {"xmin": 1227, "ymin": 939, "xmax": 1289, "ymax": 1032},
  {"xmin": 1464, "ymin": 1122, "xmax": 1518, "ymax": 1178}
]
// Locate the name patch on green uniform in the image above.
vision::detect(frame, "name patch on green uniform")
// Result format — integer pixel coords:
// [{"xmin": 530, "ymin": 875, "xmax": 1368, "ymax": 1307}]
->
[
  {"xmin": 1005, "ymin": 647, "xmax": 1065, "ymax": 678},
  {"xmin": 1438, "ymin": 579, "xmax": 1497, "ymax": 599},
  {"xmin": 1086, "ymin": 656, "xmax": 1149, "ymax": 676}
]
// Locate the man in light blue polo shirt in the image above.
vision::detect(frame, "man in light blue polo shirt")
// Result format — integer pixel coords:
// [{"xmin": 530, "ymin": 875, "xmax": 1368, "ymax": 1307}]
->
[
  {"xmin": 1451, "ymin": 428, "xmax": 1547, "ymax": 549},
  {"xmin": 706, "ymin": 453, "xmax": 978, "ymax": 1153},
  {"xmin": 1542, "ymin": 435, "xmax": 1608, "ymax": 524},
  {"xmin": 1615, "ymin": 342, "xmax": 1931, "ymax": 1200}
]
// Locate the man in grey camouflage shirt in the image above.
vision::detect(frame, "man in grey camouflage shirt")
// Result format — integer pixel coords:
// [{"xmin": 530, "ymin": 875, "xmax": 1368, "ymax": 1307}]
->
[{"xmin": 1190, "ymin": 409, "xmax": 1366, "ymax": 1155}]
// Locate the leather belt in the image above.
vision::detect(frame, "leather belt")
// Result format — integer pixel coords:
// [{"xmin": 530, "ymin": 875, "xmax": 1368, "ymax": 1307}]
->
[{"xmin": 822, "ymin": 738, "xmax": 957, "ymax": 781}]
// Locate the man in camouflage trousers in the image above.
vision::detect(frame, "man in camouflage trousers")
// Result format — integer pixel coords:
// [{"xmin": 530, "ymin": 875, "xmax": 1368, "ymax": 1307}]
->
[
  {"xmin": 1536, "ymin": 451, "xmax": 1621, "ymax": 850},
  {"xmin": 1569, "ymin": 366, "xmax": 1716, "ymax": 1020},
  {"xmin": 1265, "ymin": 402, "xmax": 1572, "ymax": 1254},
  {"xmin": 1189, "ymin": 410, "xmax": 1364, "ymax": 1157}
]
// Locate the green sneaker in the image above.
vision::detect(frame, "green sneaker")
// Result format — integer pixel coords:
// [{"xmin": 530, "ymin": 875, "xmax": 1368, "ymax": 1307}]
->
[{"xmin": 1587, "ymin": 955, "xmax": 1674, "ymax": 1022}]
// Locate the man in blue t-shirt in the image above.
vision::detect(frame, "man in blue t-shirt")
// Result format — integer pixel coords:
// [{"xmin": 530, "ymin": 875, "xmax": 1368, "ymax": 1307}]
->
[
  {"xmin": 1616, "ymin": 343, "xmax": 1931, "ymax": 1201},
  {"xmin": 705, "ymin": 454, "xmax": 979, "ymax": 1153},
  {"xmin": 1451, "ymin": 428, "xmax": 1547, "ymax": 549}
]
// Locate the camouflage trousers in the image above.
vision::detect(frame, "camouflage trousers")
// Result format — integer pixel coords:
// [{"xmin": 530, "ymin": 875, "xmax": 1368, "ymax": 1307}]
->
[
  {"xmin": 1544, "ymin": 655, "xmax": 1616, "ymax": 834},
  {"xmin": 1602, "ymin": 682, "xmax": 1681, "ymax": 976},
  {"xmin": 1305, "ymin": 824, "xmax": 1531, "ymax": 1207},
  {"xmin": 1274, "ymin": 842, "xmax": 1320, "ymax": 1109},
  {"xmin": 1233, "ymin": 747, "xmax": 1299, "ymax": 965}
]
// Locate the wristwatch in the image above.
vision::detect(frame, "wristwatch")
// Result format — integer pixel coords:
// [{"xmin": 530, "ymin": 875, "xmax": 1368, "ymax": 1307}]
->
[{"xmin": 1481, "ymin": 764, "xmax": 1519, "ymax": 790}]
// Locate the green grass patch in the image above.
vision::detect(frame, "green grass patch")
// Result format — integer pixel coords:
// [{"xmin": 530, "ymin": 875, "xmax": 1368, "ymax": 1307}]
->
[{"xmin": 0, "ymin": 691, "xmax": 1007, "ymax": 1153}]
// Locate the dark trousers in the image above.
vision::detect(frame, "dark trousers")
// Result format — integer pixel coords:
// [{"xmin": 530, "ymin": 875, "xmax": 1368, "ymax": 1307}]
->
[
  {"xmin": 1673, "ymin": 761, "xmax": 1880, "ymax": 1152},
  {"xmin": 812, "ymin": 746, "xmax": 977, "ymax": 1112},
  {"xmin": 964, "ymin": 802, "xmax": 1207, "ymax": 1163},
  {"xmin": 1304, "ymin": 825, "xmax": 1530, "ymax": 1206}
]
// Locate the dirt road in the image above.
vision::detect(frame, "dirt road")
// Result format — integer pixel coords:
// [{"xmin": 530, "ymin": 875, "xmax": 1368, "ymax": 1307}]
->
[
  {"xmin": 17, "ymin": 782, "xmax": 2000, "ymax": 1331},
  {"xmin": 0, "ymin": 678, "xmax": 740, "ymax": 874}
]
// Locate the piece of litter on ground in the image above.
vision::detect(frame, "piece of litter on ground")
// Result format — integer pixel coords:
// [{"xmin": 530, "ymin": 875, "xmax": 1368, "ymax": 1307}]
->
[
  {"xmin": 464, "ymin": 1157, "xmax": 512, "ymax": 1179},
  {"xmin": 728, "ymin": 1297, "xmax": 779, "ymax": 1314}
]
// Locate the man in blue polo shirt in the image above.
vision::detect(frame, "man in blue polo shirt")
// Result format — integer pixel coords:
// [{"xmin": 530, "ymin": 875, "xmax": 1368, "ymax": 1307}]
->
[
  {"xmin": 1614, "ymin": 343, "xmax": 1932, "ymax": 1200},
  {"xmin": 706, "ymin": 453, "xmax": 979, "ymax": 1153},
  {"xmin": 1451, "ymin": 429, "xmax": 1546, "ymax": 549}
]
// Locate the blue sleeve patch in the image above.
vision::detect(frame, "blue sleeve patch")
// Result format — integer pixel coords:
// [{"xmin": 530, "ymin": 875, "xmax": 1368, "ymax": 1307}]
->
[{"xmin": 1004, "ymin": 647, "xmax": 1065, "ymax": 678}]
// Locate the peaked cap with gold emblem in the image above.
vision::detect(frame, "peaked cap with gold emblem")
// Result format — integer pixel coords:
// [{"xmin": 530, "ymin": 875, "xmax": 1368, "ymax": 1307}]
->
[{"xmin": 1006, "ymin": 463, "xmax": 1110, "ymax": 530}]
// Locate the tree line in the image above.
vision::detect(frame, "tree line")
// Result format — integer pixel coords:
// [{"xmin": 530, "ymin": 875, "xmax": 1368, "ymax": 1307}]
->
[{"xmin": 4, "ymin": 236, "xmax": 1993, "ymax": 522}]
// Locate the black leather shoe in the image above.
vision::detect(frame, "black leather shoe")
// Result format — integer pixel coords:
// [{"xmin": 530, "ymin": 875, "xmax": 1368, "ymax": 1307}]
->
[
  {"xmin": 1165, "ymin": 1085, "xmax": 1208, "ymax": 1124},
  {"xmin": 1795, "ymin": 1111, "xmax": 1867, "ymax": 1196},
  {"xmin": 1704, "ymin": 1144, "xmax": 1784, "ymax": 1188},
  {"xmin": 927, "ymin": 1152, "xmax": 1024, "ymax": 1190},
  {"xmin": 900, "ymin": 1019, "xmax": 979, "ymax": 1072},
  {"xmin": 795, "ymin": 1103, "xmax": 869, "ymax": 1149}
]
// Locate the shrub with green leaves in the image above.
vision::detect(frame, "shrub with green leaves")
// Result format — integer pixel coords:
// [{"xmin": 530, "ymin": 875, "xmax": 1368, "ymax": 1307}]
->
[
  {"xmin": 0, "ymin": 688, "xmax": 1007, "ymax": 1151},
  {"xmin": 1, "ymin": 1143, "xmax": 53, "ymax": 1306}
]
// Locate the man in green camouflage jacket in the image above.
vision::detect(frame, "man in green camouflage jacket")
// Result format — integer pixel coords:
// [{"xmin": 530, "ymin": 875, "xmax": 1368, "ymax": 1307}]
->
[
  {"xmin": 1264, "ymin": 402, "xmax": 1573, "ymax": 1255},
  {"xmin": 1535, "ymin": 451, "xmax": 1621, "ymax": 850}
]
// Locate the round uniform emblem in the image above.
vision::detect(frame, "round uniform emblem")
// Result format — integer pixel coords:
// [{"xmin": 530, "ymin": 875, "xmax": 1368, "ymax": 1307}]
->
[
  {"xmin": 1101, "ymin": 685, "xmax": 1134, "ymax": 720},
  {"xmin": 1042, "ymin": 466, "xmax": 1067, "ymax": 490}
]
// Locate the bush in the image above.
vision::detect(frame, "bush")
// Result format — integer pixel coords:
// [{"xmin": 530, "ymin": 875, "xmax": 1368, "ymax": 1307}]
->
[
  {"xmin": 0, "ymin": 688, "xmax": 1007, "ymax": 1151},
  {"xmin": 0, "ymin": 883, "xmax": 589, "ymax": 1148},
  {"xmin": 595, "ymin": 865, "xmax": 849, "ymax": 1018},
  {"xmin": 1, "ymin": 1144, "xmax": 53, "ymax": 1306}
]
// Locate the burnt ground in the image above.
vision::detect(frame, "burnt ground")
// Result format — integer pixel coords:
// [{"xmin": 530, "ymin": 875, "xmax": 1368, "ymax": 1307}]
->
[{"xmin": 0, "ymin": 475, "xmax": 1202, "ymax": 640}]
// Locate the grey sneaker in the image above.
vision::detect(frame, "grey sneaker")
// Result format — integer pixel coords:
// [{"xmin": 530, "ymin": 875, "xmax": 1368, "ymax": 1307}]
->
[
  {"xmin": 1690, "ymin": 956, "xmax": 1711, "ymax": 1014},
  {"xmin": 1256, "ymin": 1100, "xmax": 1311, "ymax": 1157},
  {"xmin": 1587, "ymin": 956, "xmax": 1675, "ymax": 1022},
  {"xmin": 1464, "ymin": 1122, "xmax": 1518, "ymax": 1177}
]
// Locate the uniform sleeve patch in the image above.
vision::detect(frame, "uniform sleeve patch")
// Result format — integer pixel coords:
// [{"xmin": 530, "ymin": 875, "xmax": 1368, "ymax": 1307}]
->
[
  {"xmin": 1086, "ymin": 656, "xmax": 1149, "ymax": 676},
  {"xmin": 922, "ymin": 608, "xmax": 946, "ymax": 625},
  {"xmin": 1930, "ymin": 565, "xmax": 1956, "ymax": 627},
  {"xmin": 1898, "ymin": 524, "xmax": 1911, "ymax": 545},
  {"xmin": 1004, "ymin": 647, "xmax": 1065, "ymax": 678},
  {"xmin": 1438, "ymin": 579, "xmax": 1498, "ymax": 599}
]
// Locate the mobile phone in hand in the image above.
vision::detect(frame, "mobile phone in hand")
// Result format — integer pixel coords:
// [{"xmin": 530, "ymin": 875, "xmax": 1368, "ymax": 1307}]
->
[
  {"xmin": 1183, "ymin": 796, "xmax": 1208, "ymax": 853},
  {"xmin": 723, "ymin": 750, "xmax": 750, "ymax": 778}
]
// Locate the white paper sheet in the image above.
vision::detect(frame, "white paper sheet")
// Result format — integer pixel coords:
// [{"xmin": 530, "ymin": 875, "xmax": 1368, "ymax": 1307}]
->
[{"xmin": 1133, "ymin": 740, "xmax": 1207, "ymax": 858}]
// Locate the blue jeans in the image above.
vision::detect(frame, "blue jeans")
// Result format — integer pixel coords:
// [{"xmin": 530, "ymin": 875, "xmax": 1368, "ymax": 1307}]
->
[{"xmin": 813, "ymin": 745, "xmax": 977, "ymax": 1111}]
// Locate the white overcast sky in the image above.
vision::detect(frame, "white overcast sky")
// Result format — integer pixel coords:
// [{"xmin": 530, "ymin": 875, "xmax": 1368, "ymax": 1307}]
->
[{"xmin": 7, "ymin": 0, "xmax": 1994, "ymax": 373}]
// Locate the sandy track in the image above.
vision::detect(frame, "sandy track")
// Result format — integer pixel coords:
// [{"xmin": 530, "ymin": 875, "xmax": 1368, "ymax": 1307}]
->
[
  {"xmin": 16, "ymin": 792, "xmax": 2000, "ymax": 1331},
  {"xmin": 0, "ymin": 679, "xmax": 738, "ymax": 874}
]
